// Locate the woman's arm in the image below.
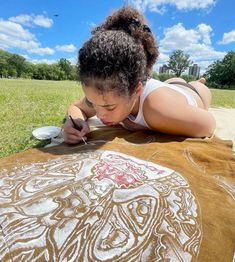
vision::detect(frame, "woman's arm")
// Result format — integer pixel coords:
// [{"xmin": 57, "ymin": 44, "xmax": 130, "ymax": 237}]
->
[
  {"xmin": 144, "ymin": 91, "xmax": 216, "ymax": 138},
  {"xmin": 63, "ymin": 97, "xmax": 96, "ymax": 144}
]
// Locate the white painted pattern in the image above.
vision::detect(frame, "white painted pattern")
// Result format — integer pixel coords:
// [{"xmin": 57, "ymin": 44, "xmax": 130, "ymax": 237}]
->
[
  {"xmin": 0, "ymin": 150, "xmax": 202, "ymax": 261},
  {"xmin": 213, "ymin": 175, "xmax": 235, "ymax": 200}
]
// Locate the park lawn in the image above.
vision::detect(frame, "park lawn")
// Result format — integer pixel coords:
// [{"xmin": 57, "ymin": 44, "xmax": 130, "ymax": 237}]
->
[
  {"xmin": 0, "ymin": 78, "xmax": 83, "ymax": 158},
  {"xmin": 210, "ymin": 88, "xmax": 235, "ymax": 108},
  {"xmin": 0, "ymin": 78, "xmax": 235, "ymax": 158}
]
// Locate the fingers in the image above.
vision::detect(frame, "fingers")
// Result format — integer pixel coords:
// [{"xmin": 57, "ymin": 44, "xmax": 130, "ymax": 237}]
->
[
  {"xmin": 80, "ymin": 122, "xmax": 90, "ymax": 136},
  {"xmin": 63, "ymin": 120, "xmax": 90, "ymax": 144},
  {"xmin": 63, "ymin": 131, "xmax": 87, "ymax": 144},
  {"xmin": 67, "ymin": 117, "xmax": 90, "ymax": 134},
  {"xmin": 63, "ymin": 125, "xmax": 79, "ymax": 136},
  {"xmin": 64, "ymin": 134, "xmax": 87, "ymax": 144}
]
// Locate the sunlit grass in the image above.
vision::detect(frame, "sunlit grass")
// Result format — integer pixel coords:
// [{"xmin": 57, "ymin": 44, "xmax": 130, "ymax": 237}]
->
[
  {"xmin": 210, "ymin": 88, "xmax": 235, "ymax": 108},
  {"xmin": 0, "ymin": 78, "xmax": 83, "ymax": 158}
]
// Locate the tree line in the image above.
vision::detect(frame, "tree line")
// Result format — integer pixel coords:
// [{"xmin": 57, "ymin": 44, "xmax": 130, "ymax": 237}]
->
[
  {"xmin": 0, "ymin": 49, "xmax": 78, "ymax": 80},
  {"xmin": 0, "ymin": 49, "xmax": 234, "ymax": 88},
  {"xmin": 163, "ymin": 50, "xmax": 235, "ymax": 88}
]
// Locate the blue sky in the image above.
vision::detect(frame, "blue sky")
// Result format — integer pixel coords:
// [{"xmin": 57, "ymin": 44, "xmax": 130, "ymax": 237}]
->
[{"xmin": 0, "ymin": 0, "xmax": 234, "ymax": 73}]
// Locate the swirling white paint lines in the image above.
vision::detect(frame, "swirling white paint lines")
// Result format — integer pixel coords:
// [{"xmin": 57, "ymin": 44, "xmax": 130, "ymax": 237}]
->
[
  {"xmin": 183, "ymin": 147, "xmax": 206, "ymax": 174},
  {"xmin": 213, "ymin": 175, "xmax": 235, "ymax": 200},
  {"xmin": 0, "ymin": 150, "xmax": 202, "ymax": 261}
]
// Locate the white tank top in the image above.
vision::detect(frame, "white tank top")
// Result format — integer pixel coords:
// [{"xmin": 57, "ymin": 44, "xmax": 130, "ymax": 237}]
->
[{"xmin": 127, "ymin": 78, "xmax": 198, "ymax": 129}]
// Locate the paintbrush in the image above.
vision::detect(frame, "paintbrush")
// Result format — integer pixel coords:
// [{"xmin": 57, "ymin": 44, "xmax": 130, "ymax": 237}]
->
[{"xmin": 69, "ymin": 115, "xmax": 87, "ymax": 144}]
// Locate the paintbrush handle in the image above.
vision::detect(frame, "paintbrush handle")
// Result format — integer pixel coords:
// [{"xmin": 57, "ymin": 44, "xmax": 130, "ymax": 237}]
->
[
  {"xmin": 69, "ymin": 115, "xmax": 82, "ymax": 131},
  {"xmin": 69, "ymin": 115, "xmax": 87, "ymax": 144}
]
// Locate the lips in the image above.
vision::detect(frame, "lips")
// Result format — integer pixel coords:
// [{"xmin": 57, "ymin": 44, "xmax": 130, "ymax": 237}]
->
[{"xmin": 101, "ymin": 120, "xmax": 113, "ymax": 126}]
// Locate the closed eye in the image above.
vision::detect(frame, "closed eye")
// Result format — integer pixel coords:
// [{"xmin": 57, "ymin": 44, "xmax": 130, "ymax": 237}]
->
[
  {"xmin": 85, "ymin": 97, "xmax": 94, "ymax": 108},
  {"xmin": 106, "ymin": 107, "xmax": 116, "ymax": 111},
  {"xmin": 85, "ymin": 97, "xmax": 116, "ymax": 110}
]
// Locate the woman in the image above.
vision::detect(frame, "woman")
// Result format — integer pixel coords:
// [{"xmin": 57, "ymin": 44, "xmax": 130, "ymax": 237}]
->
[{"xmin": 63, "ymin": 6, "xmax": 215, "ymax": 144}]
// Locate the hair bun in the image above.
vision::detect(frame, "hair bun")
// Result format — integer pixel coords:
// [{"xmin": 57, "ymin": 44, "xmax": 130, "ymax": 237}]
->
[{"xmin": 91, "ymin": 6, "xmax": 158, "ymax": 77}]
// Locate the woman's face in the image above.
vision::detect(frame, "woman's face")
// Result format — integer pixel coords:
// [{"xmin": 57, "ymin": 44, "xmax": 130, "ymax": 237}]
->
[{"xmin": 83, "ymin": 86, "xmax": 140, "ymax": 126}]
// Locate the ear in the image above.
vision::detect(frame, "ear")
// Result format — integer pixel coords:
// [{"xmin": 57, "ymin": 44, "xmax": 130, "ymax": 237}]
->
[{"xmin": 135, "ymin": 81, "xmax": 143, "ymax": 96}]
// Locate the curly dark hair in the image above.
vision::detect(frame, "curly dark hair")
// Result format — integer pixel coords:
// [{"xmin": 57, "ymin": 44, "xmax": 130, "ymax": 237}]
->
[{"xmin": 78, "ymin": 6, "xmax": 159, "ymax": 96}]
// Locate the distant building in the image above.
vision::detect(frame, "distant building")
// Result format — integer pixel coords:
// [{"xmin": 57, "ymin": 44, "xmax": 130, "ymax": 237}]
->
[
  {"xmin": 159, "ymin": 64, "xmax": 169, "ymax": 74},
  {"xmin": 189, "ymin": 64, "xmax": 200, "ymax": 77}
]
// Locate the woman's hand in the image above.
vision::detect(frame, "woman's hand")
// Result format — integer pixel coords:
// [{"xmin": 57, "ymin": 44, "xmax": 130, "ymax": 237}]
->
[{"xmin": 63, "ymin": 117, "xmax": 90, "ymax": 144}]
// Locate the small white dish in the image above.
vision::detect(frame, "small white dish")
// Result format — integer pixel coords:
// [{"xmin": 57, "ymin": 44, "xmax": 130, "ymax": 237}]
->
[{"xmin": 32, "ymin": 126, "xmax": 61, "ymax": 140}]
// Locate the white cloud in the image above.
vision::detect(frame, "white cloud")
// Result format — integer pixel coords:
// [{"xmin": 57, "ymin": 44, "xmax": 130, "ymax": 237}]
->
[
  {"xmin": 129, "ymin": 0, "xmax": 216, "ymax": 13},
  {"xmin": 33, "ymin": 15, "xmax": 53, "ymax": 28},
  {"xmin": 197, "ymin": 24, "xmax": 212, "ymax": 45},
  {"xmin": 9, "ymin": 14, "xmax": 53, "ymax": 28},
  {"xmin": 157, "ymin": 52, "xmax": 169, "ymax": 63},
  {"xmin": 0, "ymin": 19, "xmax": 54, "ymax": 55},
  {"xmin": 0, "ymin": 19, "xmax": 35, "ymax": 41},
  {"xmin": 155, "ymin": 22, "xmax": 226, "ymax": 74},
  {"xmin": 159, "ymin": 23, "xmax": 225, "ymax": 61},
  {"xmin": 67, "ymin": 56, "xmax": 77, "ymax": 65},
  {"xmin": 160, "ymin": 23, "xmax": 199, "ymax": 51},
  {"xmin": 1, "ymin": 15, "xmax": 76, "ymax": 57},
  {"xmin": 9, "ymin": 14, "xmax": 32, "ymax": 26},
  {"xmin": 172, "ymin": 0, "xmax": 215, "ymax": 10},
  {"xmin": 29, "ymin": 58, "xmax": 57, "ymax": 64},
  {"xmin": 28, "ymin": 47, "xmax": 55, "ymax": 55},
  {"xmin": 0, "ymin": 19, "xmax": 37, "ymax": 50},
  {"xmin": 218, "ymin": 29, "xmax": 235, "ymax": 45},
  {"xmin": 55, "ymin": 44, "xmax": 77, "ymax": 52},
  {"xmin": 195, "ymin": 60, "xmax": 212, "ymax": 73}
]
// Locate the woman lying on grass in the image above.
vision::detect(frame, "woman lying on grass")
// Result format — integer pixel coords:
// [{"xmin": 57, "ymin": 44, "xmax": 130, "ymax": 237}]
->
[{"xmin": 63, "ymin": 6, "xmax": 216, "ymax": 144}]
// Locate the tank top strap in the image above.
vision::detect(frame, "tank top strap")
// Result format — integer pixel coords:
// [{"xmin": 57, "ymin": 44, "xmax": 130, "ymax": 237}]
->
[{"xmin": 127, "ymin": 78, "xmax": 198, "ymax": 129}]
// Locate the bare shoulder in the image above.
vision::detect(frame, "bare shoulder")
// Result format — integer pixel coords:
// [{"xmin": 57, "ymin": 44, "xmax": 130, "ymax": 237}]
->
[
  {"xmin": 143, "ymin": 87, "xmax": 187, "ymax": 116},
  {"xmin": 142, "ymin": 89, "xmax": 216, "ymax": 137}
]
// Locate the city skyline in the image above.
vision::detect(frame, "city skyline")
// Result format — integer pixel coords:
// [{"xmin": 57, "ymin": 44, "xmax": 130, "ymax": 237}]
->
[{"xmin": 159, "ymin": 63, "xmax": 201, "ymax": 77}]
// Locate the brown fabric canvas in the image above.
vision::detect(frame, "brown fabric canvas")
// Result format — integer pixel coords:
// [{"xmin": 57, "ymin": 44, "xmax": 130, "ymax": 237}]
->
[{"xmin": 0, "ymin": 128, "xmax": 234, "ymax": 261}]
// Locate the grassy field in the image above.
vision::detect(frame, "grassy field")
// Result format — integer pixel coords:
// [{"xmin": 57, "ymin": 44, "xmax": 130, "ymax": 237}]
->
[
  {"xmin": 0, "ymin": 79, "xmax": 83, "ymax": 158},
  {"xmin": 210, "ymin": 88, "xmax": 235, "ymax": 108},
  {"xmin": 0, "ymin": 78, "xmax": 235, "ymax": 158}
]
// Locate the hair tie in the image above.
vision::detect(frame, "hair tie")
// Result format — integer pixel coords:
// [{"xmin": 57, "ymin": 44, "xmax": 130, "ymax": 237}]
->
[{"xmin": 128, "ymin": 18, "xmax": 151, "ymax": 33}]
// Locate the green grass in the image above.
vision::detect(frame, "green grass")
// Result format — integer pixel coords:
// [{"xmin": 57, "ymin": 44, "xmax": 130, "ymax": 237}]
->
[
  {"xmin": 0, "ymin": 78, "xmax": 83, "ymax": 158},
  {"xmin": 210, "ymin": 88, "xmax": 235, "ymax": 108},
  {"xmin": 0, "ymin": 78, "xmax": 235, "ymax": 158}
]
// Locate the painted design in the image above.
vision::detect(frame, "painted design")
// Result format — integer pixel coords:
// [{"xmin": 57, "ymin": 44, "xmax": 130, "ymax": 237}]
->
[
  {"xmin": 183, "ymin": 147, "xmax": 206, "ymax": 174},
  {"xmin": 213, "ymin": 175, "xmax": 235, "ymax": 200},
  {"xmin": 0, "ymin": 150, "xmax": 202, "ymax": 261}
]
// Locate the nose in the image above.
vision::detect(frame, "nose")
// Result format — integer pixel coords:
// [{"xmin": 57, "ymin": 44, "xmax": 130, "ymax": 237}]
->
[{"xmin": 95, "ymin": 107, "xmax": 107, "ymax": 120}]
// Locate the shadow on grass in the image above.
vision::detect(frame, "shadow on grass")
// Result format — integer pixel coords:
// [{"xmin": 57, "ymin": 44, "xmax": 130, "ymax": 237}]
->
[{"xmin": 32, "ymin": 138, "xmax": 51, "ymax": 149}]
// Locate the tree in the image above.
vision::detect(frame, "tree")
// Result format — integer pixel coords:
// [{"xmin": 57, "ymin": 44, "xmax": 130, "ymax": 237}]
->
[
  {"xmin": 0, "ymin": 49, "xmax": 78, "ymax": 80},
  {"xmin": 69, "ymin": 65, "xmax": 78, "ymax": 81},
  {"xmin": 167, "ymin": 50, "xmax": 192, "ymax": 77},
  {"xmin": 7, "ymin": 54, "xmax": 26, "ymax": 77},
  {"xmin": 0, "ymin": 49, "xmax": 11, "ymax": 77},
  {"xmin": 21, "ymin": 61, "xmax": 35, "ymax": 79},
  {"xmin": 58, "ymin": 58, "xmax": 73, "ymax": 80},
  {"xmin": 33, "ymin": 64, "xmax": 49, "ymax": 80},
  {"xmin": 206, "ymin": 51, "xmax": 235, "ymax": 88},
  {"xmin": 151, "ymin": 71, "xmax": 159, "ymax": 80}
]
